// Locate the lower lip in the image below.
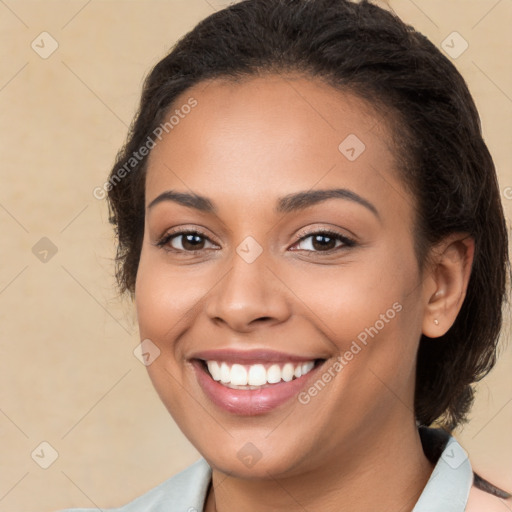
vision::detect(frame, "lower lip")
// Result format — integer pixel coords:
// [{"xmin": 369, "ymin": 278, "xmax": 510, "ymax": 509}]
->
[{"xmin": 191, "ymin": 359, "xmax": 324, "ymax": 415}]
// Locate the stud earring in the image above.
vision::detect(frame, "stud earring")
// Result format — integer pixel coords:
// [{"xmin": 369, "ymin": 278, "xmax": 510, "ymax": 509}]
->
[{"xmin": 434, "ymin": 319, "xmax": 439, "ymax": 325}]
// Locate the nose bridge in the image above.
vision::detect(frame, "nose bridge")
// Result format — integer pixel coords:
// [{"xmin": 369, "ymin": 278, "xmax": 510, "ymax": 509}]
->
[{"xmin": 205, "ymin": 238, "xmax": 289, "ymax": 331}]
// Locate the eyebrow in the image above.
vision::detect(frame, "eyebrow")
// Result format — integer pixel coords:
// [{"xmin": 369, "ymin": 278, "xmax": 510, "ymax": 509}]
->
[{"xmin": 147, "ymin": 188, "xmax": 379, "ymax": 219}]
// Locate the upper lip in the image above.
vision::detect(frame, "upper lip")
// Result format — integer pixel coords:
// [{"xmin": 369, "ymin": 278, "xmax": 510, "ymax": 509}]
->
[{"xmin": 190, "ymin": 349, "xmax": 326, "ymax": 364}]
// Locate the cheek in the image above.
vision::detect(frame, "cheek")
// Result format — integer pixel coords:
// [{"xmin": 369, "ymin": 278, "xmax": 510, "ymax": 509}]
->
[
  {"xmin": 282, "ymin": 250, "xmax": 424, "ymax": 403},
  {"xmin": 135, "ymin": 249, "xmax": 210, "ymax": 345},
  {"xmin": 288, "ymin": 261, "xmax": 423, "ymax": 423},
  {"xmin": 134, "ymin": 250, "xmax": 207, "ymax": 414},
  {"xmin": 285, "ymin": 254, "xmax": 418, "ymax": 346}
]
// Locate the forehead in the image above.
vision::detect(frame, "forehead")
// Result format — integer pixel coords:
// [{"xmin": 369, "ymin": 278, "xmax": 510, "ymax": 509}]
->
[{"xmin": 145, "ymin": 74, "xmax": 406, "ymax": 217}]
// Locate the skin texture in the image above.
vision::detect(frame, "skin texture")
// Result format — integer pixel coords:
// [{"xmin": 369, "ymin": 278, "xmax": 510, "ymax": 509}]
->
[{"xmin": 134, "ymin": 74, "xmax": 476, "ymax": 512}]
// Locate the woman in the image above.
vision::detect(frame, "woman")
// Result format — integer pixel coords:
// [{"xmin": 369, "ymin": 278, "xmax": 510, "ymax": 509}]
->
[{"xmin": 60, "ymin": 0, "xmax": 510, "ymax": 510}]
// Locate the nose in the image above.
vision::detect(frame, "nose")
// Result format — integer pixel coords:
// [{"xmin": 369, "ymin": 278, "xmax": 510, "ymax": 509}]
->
[{"xmin": 205, "ymin": 250, "xmax": 291, "ymax": 333}]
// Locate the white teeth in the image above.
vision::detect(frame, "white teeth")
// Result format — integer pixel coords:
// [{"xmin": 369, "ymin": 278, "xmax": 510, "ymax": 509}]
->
[
  {"xmin": 220, "ymin": 362, "xmax": 230, "ymax": 383},
  {"xmin": 205, "ymin": 359, "xmax": 318, "ymax": 388},
  {"xmin": 267, "ymin": 364, "xmax": 281, "ymax": 384},
  {"xmin": 207, "ymin": 361, "xmax": 221, "ymax": 381},
  {"xmin": 302, "ymin": 361, "xmax": 314, "ymax": 374},
  {"xmin": 282, "ymin": 363, "xmax": 295, "ymax": 382},
  {"xmin": 230, "ymin": 364, "xmax": 247, "ymax": 385},
  {"xmin": 248, "ymin": 364, "xmax": 267, "ymax": 386}
]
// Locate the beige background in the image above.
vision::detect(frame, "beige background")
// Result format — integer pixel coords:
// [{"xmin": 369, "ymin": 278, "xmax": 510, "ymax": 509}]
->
[{"xmin": 0, "ymin": 0, "xmax": 510, "ymax": 510}]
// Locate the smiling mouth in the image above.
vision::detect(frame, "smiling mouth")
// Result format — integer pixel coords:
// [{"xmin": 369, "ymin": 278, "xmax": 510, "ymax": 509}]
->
[{"xmin": 197, "ymin": 358, "xmax": 326, "ymax": 390}]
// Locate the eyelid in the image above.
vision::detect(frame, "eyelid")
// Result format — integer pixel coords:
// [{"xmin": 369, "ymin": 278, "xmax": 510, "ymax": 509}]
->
[{"xmin": 294, "ymin": 224, "xmax": 358, "ymax": 243}]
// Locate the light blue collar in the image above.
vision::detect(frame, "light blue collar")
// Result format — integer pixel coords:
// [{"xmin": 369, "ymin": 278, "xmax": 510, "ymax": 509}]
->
[{"xmin": 412, "ymin": 427, "xmax": 473, "ymax": 511}]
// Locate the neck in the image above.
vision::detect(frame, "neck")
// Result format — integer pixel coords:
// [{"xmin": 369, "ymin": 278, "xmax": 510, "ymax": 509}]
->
[{"xmin": 204, "ymin": 419, "xmax": 434, "ymax": 512}]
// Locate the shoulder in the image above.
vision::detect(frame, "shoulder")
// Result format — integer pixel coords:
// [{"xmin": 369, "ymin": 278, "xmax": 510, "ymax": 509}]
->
[
  {"xmin": 56, "ymin": 458, "xmax": 212, "ymax": 512},
  {"xmin": 466, "ymin": 485, "xmax": 512, "ymax": 512}
]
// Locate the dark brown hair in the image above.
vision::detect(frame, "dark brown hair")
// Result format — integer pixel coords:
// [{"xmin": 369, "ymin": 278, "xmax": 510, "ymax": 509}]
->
[{"xmin": 105, "ymin": 0, "xmax": 510, "ymax": 496}]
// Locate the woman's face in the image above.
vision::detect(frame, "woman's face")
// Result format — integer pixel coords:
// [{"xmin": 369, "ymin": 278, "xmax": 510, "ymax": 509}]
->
[{"xmin": 135, "ymin": 74, "xmax": 428, "ymax": 478}]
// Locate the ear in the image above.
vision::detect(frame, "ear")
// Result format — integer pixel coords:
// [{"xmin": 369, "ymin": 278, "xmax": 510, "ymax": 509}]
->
[{"xmin": 421, "ymin": 233, "xmax": 475, "ymax": 338}]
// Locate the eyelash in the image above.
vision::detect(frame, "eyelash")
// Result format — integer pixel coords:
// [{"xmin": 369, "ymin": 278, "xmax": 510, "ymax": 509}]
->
[{"xmin": 154, "ymin": 228, "xmax": 356, "ymax": 255}]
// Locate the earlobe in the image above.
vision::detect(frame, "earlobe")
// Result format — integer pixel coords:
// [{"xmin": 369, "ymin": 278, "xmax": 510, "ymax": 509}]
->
[{"xmin": 422, "ymin": 233, "xmax": 475, "ymax": 338}]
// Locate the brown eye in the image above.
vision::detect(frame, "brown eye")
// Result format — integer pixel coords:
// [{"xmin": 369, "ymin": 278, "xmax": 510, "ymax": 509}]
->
[
  {"xmin": 157, "ymin": 231, "xmax": 217, "ymax": 252},
  {"xmin": 177, "ymin": 233, "xmax": 206, "ymax": 250},
  {"xmin": 294, "ymin": 230, "xmax": 354, "ymax": 252}
]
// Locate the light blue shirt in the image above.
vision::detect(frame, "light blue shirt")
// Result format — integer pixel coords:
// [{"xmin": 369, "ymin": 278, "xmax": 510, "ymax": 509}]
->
[{"xmin": 58, "ymin": 427, "xmax": 473, "ymax": 511}]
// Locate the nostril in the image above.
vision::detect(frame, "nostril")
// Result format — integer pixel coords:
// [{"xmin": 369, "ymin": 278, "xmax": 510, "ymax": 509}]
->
[{"xmin": 252, "ymin": 316, "xmax": 272, "ymax": 323}]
